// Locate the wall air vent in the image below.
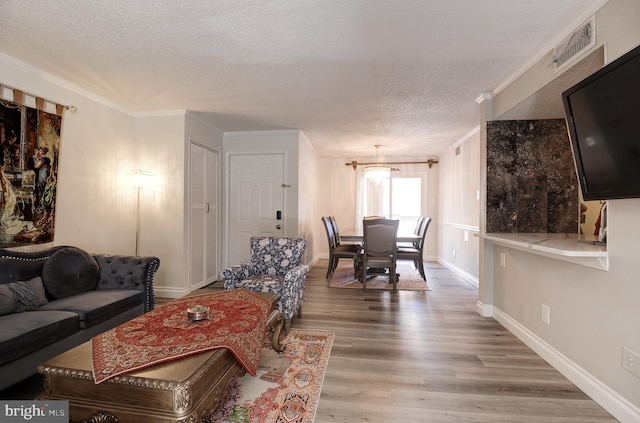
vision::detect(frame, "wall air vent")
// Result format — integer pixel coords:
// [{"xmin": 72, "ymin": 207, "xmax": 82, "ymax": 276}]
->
[{"xmin": 553, "ymin": 16, "xmax": 595, "ymax": 72}]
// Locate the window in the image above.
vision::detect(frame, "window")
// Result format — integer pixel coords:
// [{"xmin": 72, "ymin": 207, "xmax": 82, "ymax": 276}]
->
[{"xmin": 363, "ymin": 176, "xmax": 422, "ymax": 233}]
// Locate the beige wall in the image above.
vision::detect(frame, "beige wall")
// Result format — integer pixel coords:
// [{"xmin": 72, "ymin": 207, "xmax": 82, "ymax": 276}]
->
[
  {"xmin": 297, "ymin": 131, "xmax": 320, "ymax": 264},
  {"xmin": 315, "ymin": 155, "xmax": 439, "ymax": 263},
  {"xmin": 132, "ymin": 113, "xmax": 187, "ymax": 296},
  {"xmin": 478, "ymin": 0, "xmax": 640, "ymax": 420},
  {"xmin": 0, "ymin": 51, "xmax": 227, "ymax": 298},
  {"xmin": 316, "ymin": 158, "xmax": 357, "ymax": 257},
  {"xmin": 0, "ymin": 53, "xmax": 138, "ymax": 256},
  {"xmin": 438, "ymin": 128, "xmax": 481, "ymax": 283}
]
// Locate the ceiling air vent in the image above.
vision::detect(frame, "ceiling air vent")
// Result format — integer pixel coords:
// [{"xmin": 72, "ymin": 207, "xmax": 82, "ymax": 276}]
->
[{"xmin": 553, "ymin": 16, "xmax": 595, "ymax": 72}]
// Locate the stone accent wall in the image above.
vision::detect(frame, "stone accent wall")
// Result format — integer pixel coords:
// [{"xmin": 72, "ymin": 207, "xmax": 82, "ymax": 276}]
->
[{"xmin": 486, "ymin": 119, "xmax": 578, "ymax": 233}]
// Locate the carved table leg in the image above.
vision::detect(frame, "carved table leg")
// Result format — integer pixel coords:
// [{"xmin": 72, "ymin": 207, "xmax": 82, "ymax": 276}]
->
[
  {"xmin": 83, "ymin": 411, "xmax": 120, "ymax": 423},
  {"xmin": 265, "ymin": 309, "xmax": 285, "ymax": 352}
]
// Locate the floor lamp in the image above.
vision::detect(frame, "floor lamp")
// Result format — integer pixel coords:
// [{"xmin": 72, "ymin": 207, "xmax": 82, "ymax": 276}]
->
[{"xmin": 129, "ymin": 169, "xmax": 153, "ymax": 256}]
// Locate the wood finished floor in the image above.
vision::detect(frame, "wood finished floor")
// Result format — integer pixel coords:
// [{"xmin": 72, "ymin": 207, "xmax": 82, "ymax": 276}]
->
[
  {"xmin": 2, "ymin": 260, "xmax": 618, "ymax": 422},
  {"xmin": 292, "ymin": 259, "xmax": 617, "ymax": 423}
]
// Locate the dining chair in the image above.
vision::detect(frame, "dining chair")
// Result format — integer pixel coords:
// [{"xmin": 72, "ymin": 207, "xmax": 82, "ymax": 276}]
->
[
  {"xmin": 398, "ymin": 216, "xmax": 425, "ymax": 248},
  {"xmin": 322, "ymin": 216, "xmax": 361, "ymax": 279},
  {"xmin": 361, "ymin": 218, "xmax": 399, "ymax": 292},
  {"xmin": 329, "ymin": 215, "xmax": 360, "ymax": 247},
  {"xmin": 397, "ymin": 216, "xmax": 431, "ymax": 281}
]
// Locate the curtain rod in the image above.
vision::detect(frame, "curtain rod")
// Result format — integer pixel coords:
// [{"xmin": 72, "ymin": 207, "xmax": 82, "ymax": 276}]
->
[
  {"xmin": 346, "ymin": 159, "xmax": 439, "ymax": 170},
  {"xmin": 0, "ymin": 82, "xmax": 75, "ymax": 115}
]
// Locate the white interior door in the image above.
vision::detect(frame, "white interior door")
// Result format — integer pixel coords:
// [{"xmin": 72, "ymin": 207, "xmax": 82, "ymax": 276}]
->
[
  {"xmin": 229, "ymin": 153, "xmax": 284, "ymax": 265},
  {"xmin": 189, "ymin": 142, "xmax": 219, "ymax": 289}
]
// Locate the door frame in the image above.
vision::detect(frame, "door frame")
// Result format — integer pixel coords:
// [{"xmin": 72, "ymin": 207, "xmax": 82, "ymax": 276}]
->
[
  {"xmin": 187, "ymin": 139, "xmax": 220, "ymax": 290},
  {"xmin": 223, "ymin": 149, "xmax": 292, "ymax": 269}
]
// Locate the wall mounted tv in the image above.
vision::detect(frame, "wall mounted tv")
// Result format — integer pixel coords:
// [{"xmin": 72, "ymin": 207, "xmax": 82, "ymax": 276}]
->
[{"xmin": 562, "ymin": 43, "xmax": 640, "ymax": 200}]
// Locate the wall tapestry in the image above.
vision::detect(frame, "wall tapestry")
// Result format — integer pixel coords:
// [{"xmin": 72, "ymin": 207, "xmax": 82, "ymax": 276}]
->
[{"xmin": 0, "ymin": 98, "xmax": 61, "ymax": 248}]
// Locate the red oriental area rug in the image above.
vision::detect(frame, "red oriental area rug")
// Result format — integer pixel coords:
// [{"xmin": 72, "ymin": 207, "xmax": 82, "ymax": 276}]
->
[
  {"xmin": 205, "ymin": 329, "xmax": 334, "ymax": 423},
  {"xmin": 91, "ymin": 289, "xmax": 270, "ymax": 384}
]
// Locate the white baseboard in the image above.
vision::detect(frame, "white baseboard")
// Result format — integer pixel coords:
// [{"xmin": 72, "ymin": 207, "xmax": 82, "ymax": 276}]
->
[
  {"xmin": 154, "ymin": 287, "xmax": 191, "ymax": 299},
  {"xmin": 475, "ymin": 300, "xmax": 493, "ymax": 317},
  {"xmin": 492, "ymin": 306, "xmax": 640, "ymax": 423},
  {"xmin": 438, "ymin": 259, "xmax": 479, "ymax": 287}
]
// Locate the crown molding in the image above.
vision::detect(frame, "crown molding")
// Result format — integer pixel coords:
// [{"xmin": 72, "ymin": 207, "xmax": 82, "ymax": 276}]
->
[
  {"xmin": 133, "ymin": 109, "xmax": 186, "ymax": 118},
  {"xmin": 0, "ymin": 52, "xmax": 134, "ymax": 115},
  {"xmin": 475, "ymin": 92, "xmax": 493, "ymax": 104},
  {"xmin": 491, "ymin": 0, "xmax": 610, "ymax": 97}
]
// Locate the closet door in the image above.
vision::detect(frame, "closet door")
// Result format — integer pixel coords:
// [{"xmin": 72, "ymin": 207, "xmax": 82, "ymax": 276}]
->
[{"xmin": 189, "ymin": 142, "xmax": 219, "ymax": 289}]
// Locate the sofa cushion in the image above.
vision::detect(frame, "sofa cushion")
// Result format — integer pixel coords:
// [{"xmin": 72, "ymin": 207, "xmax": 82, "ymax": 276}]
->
[
  {"xmin": 38, "ymin": 289, "xmax": 144, "ymax": 329},
  {"xmin": 0, "ymin": 310, "xmax": 79, "ymax": 367},
  {"xmin": 0, "ymin": 276, "xmax": 48, "ymax": 316},
  {"xmin": 42, "ymin": 247, "xmax": 100, "ymax": 299}
]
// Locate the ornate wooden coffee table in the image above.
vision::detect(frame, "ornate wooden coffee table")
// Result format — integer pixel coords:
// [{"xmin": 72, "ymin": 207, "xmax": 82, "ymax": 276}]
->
[{"xmin": 37, "ymin": 292, "xmax": 283, "ymax": 423}]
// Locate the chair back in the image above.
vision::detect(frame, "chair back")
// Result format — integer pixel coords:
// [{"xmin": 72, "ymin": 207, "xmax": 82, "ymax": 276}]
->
[
  {"xmin": 250, "ymin": 237, "xmax": 306, "ymax": 275},
  {"xmin": 363, "ymin": 218, "xmax": 399, "ymax": 259},
  {"xmin": 413, "ymin": 216, "xmax": 425, "ymax": 235},
  {"xmin": 417, "ymin": 217, "xmax": 432, "ymax": 247},
  {"xmin": 328, "ymin": 216, "xmax": 342, "ymax": 245},
  {"xmin": 321, "ymin": 216, "xmax": 338, "ymax": 250}
]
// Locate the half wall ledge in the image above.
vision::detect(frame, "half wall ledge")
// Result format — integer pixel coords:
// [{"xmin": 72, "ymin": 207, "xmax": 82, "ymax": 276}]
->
[{"xmin": 477, "ymin": 233, "xmax": 608, "ymax": 271}]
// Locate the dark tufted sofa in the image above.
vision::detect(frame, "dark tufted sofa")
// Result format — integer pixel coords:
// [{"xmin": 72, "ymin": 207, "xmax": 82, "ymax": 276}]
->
[{"xmin": 0, "ymin": 245, "xmax": 160, "ymax": 391}]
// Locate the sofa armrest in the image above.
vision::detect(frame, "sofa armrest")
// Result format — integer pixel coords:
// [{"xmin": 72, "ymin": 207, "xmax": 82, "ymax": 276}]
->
[{"xmin": 92, "ymin": 254, "xmax": 160, "ymax": 312}]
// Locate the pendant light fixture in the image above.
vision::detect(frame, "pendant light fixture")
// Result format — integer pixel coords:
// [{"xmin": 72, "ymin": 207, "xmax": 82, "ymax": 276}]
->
[{"xmin": 364, "ymin": 144, "xmax": 391, "ymax": 183}]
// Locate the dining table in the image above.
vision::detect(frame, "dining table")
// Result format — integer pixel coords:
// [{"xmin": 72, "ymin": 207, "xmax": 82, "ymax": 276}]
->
[
  {"xmin": 339, "ymin": 228, "xmax": 420, "ymax": 282},
  {"xmin": 339, "ymin": 228, "xmax": 421, "ymax": 244}
]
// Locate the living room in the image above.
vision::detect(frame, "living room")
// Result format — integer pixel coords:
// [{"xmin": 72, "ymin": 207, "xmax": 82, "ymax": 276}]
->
[{"xmin": 0, "ymin": 0, "xmax": 639, "ymax": 421}]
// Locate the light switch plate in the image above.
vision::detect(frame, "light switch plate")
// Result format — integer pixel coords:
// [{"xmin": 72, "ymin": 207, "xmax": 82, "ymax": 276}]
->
[{"xmin": 541, "ymin": 304, "xmax": 551, "ymax": 325}]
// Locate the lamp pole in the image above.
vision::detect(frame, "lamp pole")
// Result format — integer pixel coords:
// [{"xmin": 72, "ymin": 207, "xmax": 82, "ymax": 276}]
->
[
  {"xmin": 129, "ymin": 169, "xmax": 153, "ymax": 256},
  {"xmin": 135, "ymin": 185, "xmax": 142, "ymax": 256}
]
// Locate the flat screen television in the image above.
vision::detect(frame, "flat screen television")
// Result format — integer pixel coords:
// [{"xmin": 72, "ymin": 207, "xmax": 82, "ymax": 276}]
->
[{"xmin": 562, "ymin": 43, "xmax": 640, "ymax": 200}]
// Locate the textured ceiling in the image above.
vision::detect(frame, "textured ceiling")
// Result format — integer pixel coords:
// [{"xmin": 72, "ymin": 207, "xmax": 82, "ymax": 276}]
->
[{"xmin": 0, "ymin": 0, "xmax": 600, "ymax": 159}]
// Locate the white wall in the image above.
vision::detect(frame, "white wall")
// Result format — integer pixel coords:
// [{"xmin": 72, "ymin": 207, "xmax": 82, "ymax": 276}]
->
[
  {"xmin": 438, "ymin": 128, "xmax": 481, "ymax": 284},
  {"xmin": 131, "ymin": 113, "xmax": 186, "ymax": 295},
  {"xmin": 316, "ymin": 158, "xmax": 358, "ymax": 260},
  {"xmin": 130, "ymin": 111, "xmax": 225, "ymax": 298},
  {"xmin": 0, "ymin": 53, "xmax": 137, "ymax": 256},
  {"xmin": 477, "ymin": 0, "xmax": 640, "ymax": 420},
  {"xmin": 0, "ymin": 53, "xmax": 229, "ymax": 298},
  {"xmin": 297, "ymin": 131, "xmax": 320, "ymax": 264}
]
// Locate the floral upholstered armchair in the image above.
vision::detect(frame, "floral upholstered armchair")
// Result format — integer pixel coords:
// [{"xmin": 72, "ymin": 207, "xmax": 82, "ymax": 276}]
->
[{"xmin": 222, "ymin": 237, "xmax": 308, "ymax": 333}]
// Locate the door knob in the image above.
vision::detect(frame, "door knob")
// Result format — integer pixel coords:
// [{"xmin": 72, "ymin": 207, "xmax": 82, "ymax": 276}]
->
[{"xmin": 276, "ymin": 225, "xmax": 281, "ymax": 230}]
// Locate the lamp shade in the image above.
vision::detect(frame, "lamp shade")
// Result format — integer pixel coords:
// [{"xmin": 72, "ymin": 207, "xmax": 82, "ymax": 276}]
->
[
  {"xmin": 364, "ymin": 164, "xmax": 391, "ymax": 183},
  {"xmin": 128, "ymin": 169, "xmax": 154, "ymax": 190}
]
